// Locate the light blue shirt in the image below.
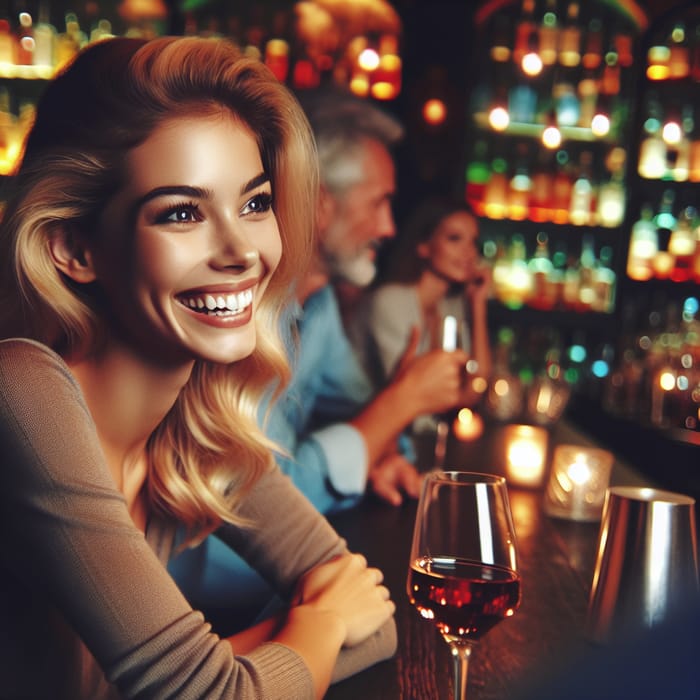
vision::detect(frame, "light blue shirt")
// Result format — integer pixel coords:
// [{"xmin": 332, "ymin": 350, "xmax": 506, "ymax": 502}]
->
[{"xmin": 266, "ymin": 285, "xmax": 375, "ymax": 513}]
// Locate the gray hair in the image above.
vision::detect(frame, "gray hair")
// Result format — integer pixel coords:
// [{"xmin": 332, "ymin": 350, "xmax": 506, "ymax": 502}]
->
[{"xmin": 298, "ymin": 88, "xmax": 403, "ymax": 195}]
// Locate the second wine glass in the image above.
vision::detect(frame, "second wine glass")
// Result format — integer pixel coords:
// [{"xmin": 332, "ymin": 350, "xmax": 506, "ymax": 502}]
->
[{"xmin": 407, "ymin": 471, "xmax": 521, "ymax": 700}]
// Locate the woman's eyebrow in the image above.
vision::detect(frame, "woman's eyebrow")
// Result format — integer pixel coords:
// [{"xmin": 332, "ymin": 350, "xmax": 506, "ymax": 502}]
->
[
  {"xmin": 136, "ymin": 185, "xmax": 211, "ymax": 209},
  {"xmin": 241, "ymin": 172, "xmax": 270, "ymax": 194}
]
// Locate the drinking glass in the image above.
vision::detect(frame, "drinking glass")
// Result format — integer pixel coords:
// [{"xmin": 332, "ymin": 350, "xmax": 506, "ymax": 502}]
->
[
  {"xmin": 407, "ymin": 471, "xmax": 521, "ymax": 699},
  {"xmin": 433, "ymin": 314, "xmax": 471, "ymax": 467}
]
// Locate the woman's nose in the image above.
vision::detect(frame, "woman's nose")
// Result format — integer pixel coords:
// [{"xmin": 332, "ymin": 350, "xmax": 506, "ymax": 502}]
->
[{"xmin": 213, "ymin": 222, "xmax": 260, "ymax": 271}]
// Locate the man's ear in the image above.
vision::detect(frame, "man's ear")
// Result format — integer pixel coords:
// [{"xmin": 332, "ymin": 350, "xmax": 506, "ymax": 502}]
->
[
  {"xmin": 48, "ymin": 227, "xmax": 97, "ymax": 284},
  {"xmin": 316, "ymin": 185, "xmax": 337, "ymax": 234}
]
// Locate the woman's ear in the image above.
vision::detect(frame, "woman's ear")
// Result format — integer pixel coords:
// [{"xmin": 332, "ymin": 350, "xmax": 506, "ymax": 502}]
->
[
  {"xmin": 416, "ymin": 241, "xmax": 430, "ymax": 260},
  {"xmin": 48, "ymin": 227, "xmax": 97, "ymax": 284}
]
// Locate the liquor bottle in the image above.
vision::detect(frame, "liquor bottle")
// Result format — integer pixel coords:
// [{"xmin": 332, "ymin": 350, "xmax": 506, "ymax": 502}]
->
[
  {"xmin": 490, "ymin": 14, "xmax": 512, "ymax": 63},
  {"xmin": 528, "ymin": 232, "xmax": 555, "ymax": 310},
  {"xmin": 614, "ymin": 29, "xmax": 634, "ymax": 69},
  {"xmin": 15, "ymin": 8, "xmax": 34, "ymax": 65},
  {"xmin": 668, "ymin": 206, "xmax": 697, "ymax": 282},
  {"xmin": 508, "ymin": 153, "xmax": 532, "ymax": 221},
  {"xmin": 55, "ymin": 13, "xmax": 84, "ymax": 70},
  {"xmin": 501, "ymin": 234, "xmax": 532, "ymax": 309},
  {"xmin": 0, "ymin": 17, "xmax": 16, "ymax": 65},
  {"xmin": 508, "ymin": 83, "xmax": 537, "ymax": 123},
  {"xmin": 593, "ymin": 245, "xmax": 616, "ymax": 313},
  {"xmin": 550, "ymin": 159, "xmax": 572, "ymax": 224},
  {"xmin": 569, "ymin": 151, "xmax": 594, "ymax": 225},
  {"xmin": 553, "ymin": 72, "xmax": 580, "ymax": 128},
  {"xmin": 600, "ymin": 38, "xmax": 620, "ymax": 97},
  {"xmin": 596, "ymin": 167, "xmax": 625, "ymax": 228},
  {"xmin": 581, "ymin": 18, "xmax": 603, "ymax": 71},
  {"xmin": 626, "ymin": 204, "xmax": 659, "ymax": 282},
  {"xmin": 0, "ymin": 86, "xmax": 15, "ymax": 174},
  {"xmin": 482, "ymin": 153, "xmax": 509, "ymax": 219},
  {"xmin": 668, "ymin": 22, "xmax": 690, "ymax": 80},
  {"xmin": 693, "ymin": 216, "xmax": 700, "ymax": 283},
  {"xmin": 691, "ymin": 23, "xmax": 700, "ymax": 82},
  {"xmin": 558, "ymin": 1, "xmax": 581, "ymax": 68},
  {"xmin": 32, "ymin": 2, "xmax": 55, "ymax": 70},
  {"xmin": 538, "ymin": 0, "xmax": 559, "ymax": 67},
  {"xmin": 578, "ymin": 64, "xmax": 600, "ymax": 129},
  {"xmin": 574, "ymin": 235, "xmax": 597, "ymax": 311},
  {"xmin": 491, "ymin": 236, "xmax": 511, "ymax": 301},
  {"xmin": 464, "ymin": 139, "xmax": 490, "ymax": 216},
  {"xmin": 529, "ymin": 150, "xmax": 554, "ymax": 223},
  {"xmin": 654, "ymin": 189, "xmax": 677, "ymax": 231},
  {"xmin": 689, "ymin": 114, "xmax": 700, "ymax": 181},
  {"xmin": 668, "ymin": 106, "xmax": 693, "ymax": 182},
  {"xmin": 638, "ymin": 94, "xmax": 667, "ymax": 179},
  {"xmin": 513, "ymin": 0, "xmax": 537, "ymax": 67}
]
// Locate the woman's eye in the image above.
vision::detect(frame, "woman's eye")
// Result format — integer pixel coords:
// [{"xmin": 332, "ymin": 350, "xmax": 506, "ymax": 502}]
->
[
  {"xmin": 158, "ymin": 203, "xmax": 201, "ymax": 224},
  {"xmin": 242, "ymin": 191, "xmax": 273, "ymax": 216}
]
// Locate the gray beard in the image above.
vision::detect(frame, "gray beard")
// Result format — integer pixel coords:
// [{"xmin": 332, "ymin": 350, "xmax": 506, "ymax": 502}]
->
[{"xmin": 331, "ymin": 254, "xmax": 377, "ymax": 287}]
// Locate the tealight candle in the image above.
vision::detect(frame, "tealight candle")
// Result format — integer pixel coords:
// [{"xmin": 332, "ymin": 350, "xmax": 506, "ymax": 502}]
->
[
  {"xmin": 503, "ymin": 424, "xmax": 549, "ymax": 488},
  {"xmin": 544, "ymin": 445, "xmax": 614, "ymax": 521},
  {"xmin": 452, "ymin": 408, "xmax": 484, "ymax": 442}
]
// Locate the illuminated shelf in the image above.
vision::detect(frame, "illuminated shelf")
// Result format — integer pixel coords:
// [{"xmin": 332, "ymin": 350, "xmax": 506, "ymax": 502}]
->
[
  {"xmin": 473, "ymin": 112, "xmax": 619, "ymax": 144},
  {"xmin": 0, "ymin": 63, "xmax": 54, "ymax": 80}
]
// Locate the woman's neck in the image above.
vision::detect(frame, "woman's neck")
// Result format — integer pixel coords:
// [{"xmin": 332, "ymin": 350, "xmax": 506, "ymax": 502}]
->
[
  {"xmin": 416, "ymin": 269, "xmax": 450, "ymax": 314},
  {"xmin": 67, "ymin": 342, "xmax": 194, "ymax": 509}
]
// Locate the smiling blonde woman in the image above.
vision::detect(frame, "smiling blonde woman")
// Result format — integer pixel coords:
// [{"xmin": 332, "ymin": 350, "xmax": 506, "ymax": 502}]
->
[{"xmin": 0, "ymin": 36, "xmax": 395, "ymax": 700}]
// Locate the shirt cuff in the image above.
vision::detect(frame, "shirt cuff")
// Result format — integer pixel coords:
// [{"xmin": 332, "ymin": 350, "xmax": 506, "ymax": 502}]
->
[{"xmin": 311, "ymin": 424, "xmax": 368, "ymax": 496}]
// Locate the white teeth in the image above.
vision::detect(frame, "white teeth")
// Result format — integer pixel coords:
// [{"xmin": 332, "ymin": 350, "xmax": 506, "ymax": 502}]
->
[
  {"xmin": 181, "ymin": 289, "xmax": 254, "ymax": 315},
  {"xmin": 224, "ymin": 290, "xmax": 253, "ymax": 311}
]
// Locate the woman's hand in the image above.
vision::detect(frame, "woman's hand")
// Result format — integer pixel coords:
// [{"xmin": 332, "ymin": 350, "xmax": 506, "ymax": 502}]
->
[
  {"xmin": 466, "ymin": 263, "xmax": 492, "ymax": 308},
  {"xmin": 293, "ymin": 553, "xmax": 395, "ymax": 647}
]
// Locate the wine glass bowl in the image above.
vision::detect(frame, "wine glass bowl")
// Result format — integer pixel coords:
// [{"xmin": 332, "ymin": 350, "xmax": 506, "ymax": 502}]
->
[{"xmin": 407, "ymin": 471, "xmax": 521, "ymax": 699}]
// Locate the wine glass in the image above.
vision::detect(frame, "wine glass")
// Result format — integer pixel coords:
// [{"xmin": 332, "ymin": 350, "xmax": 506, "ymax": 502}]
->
[{"xmin": 407, "ymin": 471, "xmax": 521, "ymax": 699}]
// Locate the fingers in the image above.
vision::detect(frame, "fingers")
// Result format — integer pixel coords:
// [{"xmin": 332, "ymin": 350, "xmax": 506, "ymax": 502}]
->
[
  {"xmin": 369, "ymin": 455, "xmax": 423, "ymax": 505},
  {"xmin": 371, "ymin": 477, "xmax": 403, "ymax": 506}
]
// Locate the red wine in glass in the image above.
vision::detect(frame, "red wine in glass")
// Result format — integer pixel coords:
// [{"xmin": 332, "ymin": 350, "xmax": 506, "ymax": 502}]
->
[{"xmin": 408, "ymin": 556, "xmax": 520, "ymax": 641}]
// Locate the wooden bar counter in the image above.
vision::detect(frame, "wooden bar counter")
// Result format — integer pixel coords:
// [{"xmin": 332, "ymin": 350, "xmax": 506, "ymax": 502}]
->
[{"xmin": 325, "ymin": 418, "xmax": 661, "ymax": 700}]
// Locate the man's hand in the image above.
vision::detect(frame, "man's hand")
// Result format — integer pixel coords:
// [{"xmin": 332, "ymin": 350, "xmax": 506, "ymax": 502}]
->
[
  {"xmin": 392, "ymin": 328, "xmax": 469, "ymax": 416},
  {"xmin": 368, "ymin": 452, "xmax": 424, "ymax": 506}
]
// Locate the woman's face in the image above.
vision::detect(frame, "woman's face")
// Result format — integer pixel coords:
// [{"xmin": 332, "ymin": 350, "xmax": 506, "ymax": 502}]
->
[
  {"xmin": 418, "ymin": 211, "xmax": 480, "ymax": 285},
  {"xmin": 89, "ymin": 112, "xmax": 281, "ymax": 366}
]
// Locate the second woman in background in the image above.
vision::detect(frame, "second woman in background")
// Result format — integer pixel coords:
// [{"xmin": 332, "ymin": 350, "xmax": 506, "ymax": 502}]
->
[{"xmin": 350, "ymin": 196, "xmax": 492, "ymax": 406}]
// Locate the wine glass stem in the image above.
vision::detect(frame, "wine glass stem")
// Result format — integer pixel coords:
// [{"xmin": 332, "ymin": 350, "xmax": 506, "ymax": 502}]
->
[{"xmin": 449, "ymin": 641, "xmax": 473, "ymax": 700}]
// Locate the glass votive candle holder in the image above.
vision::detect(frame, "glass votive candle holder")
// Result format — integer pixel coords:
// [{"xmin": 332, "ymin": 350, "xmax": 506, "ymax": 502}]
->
[
  {"xmin": 503, "ymin": 424, "xmax": 549, "ymax": 488},
  {"xmin": 544, "ymin": 445, "xmax": 614, "ymax": 522}
]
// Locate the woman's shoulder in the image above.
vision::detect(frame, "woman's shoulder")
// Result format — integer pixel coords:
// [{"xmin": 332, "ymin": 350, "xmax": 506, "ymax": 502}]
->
[
  {"xmin": 0, "ymin": 336, "xmax": 69, "ymax": 369},
  {"xmin": 369, "ymin": 283, "xmax": 418, "ymax": 307},
  {"xmin": 0, "ymin": 337, "xmax": 78, "ymax": 395}
]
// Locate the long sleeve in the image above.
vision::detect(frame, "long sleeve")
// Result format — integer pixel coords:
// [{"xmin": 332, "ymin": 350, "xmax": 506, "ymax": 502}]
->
[{"xmin": 0, "ymin": 338, "xmax": 395, "ymax": 699}]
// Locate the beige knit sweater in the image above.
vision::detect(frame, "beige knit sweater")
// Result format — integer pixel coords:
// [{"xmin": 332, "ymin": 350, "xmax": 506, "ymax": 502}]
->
[{"xmin": 0, "ymin": 338, "xmax": 396, "ymax": 699}]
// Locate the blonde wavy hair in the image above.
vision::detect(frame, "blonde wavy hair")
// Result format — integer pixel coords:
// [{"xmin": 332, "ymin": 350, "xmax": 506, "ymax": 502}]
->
[{"xmin": 0, "ymin": 36, "xmax": 317, "ymax": 544}]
